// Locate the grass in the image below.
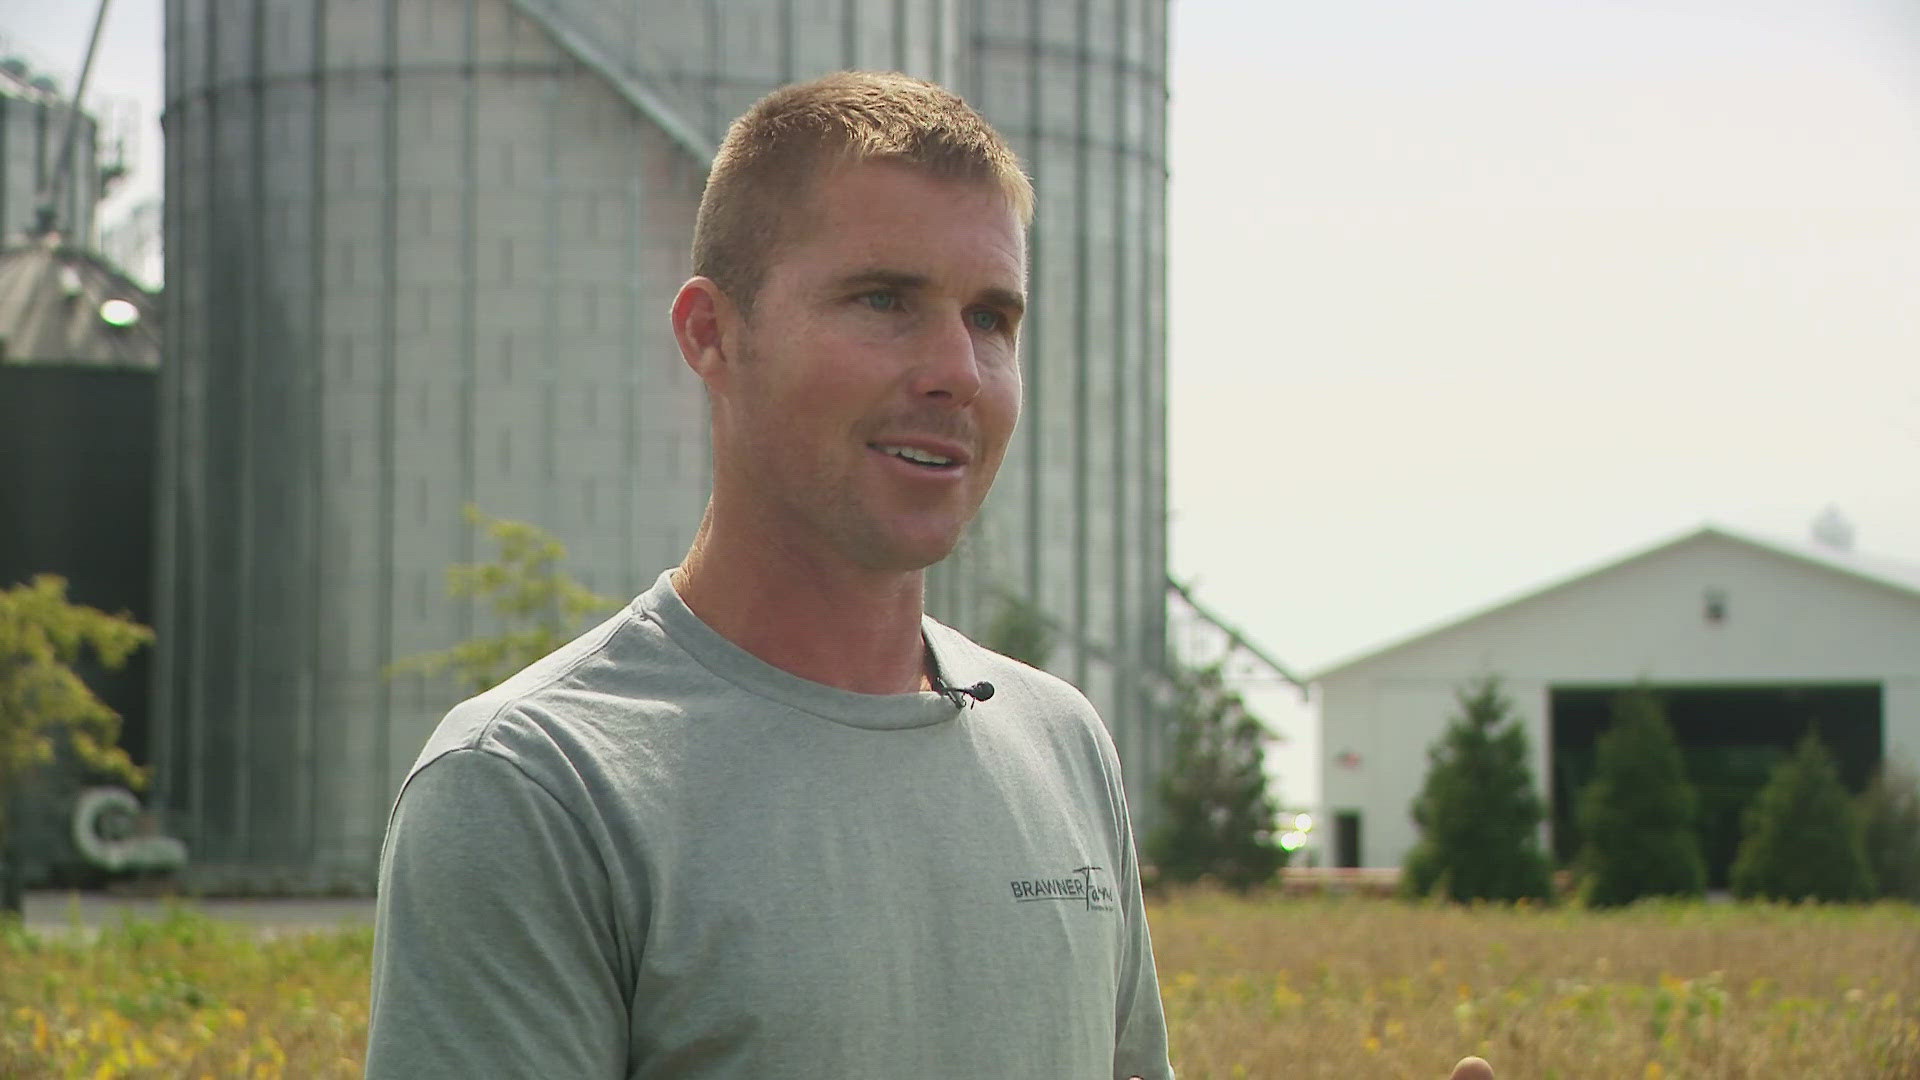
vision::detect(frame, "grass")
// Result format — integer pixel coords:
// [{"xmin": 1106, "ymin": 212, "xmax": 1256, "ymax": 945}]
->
[{"xmin": 2, "ymin": 892, "xmax": 1916, "ymax": 1078}]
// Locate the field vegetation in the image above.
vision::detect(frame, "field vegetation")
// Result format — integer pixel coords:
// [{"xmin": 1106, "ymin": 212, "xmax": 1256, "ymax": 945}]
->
[
  {"xmin": 2, "ymin": 891, "xmax": 1916, "ymax": 1078},
  {"xmin": 1153, "ymin": 890, "xmax": 1920, "ymax": 1079},
  {"xmin": 1, "ymin": 907, "xmax": 368, "ymax": 1078}
]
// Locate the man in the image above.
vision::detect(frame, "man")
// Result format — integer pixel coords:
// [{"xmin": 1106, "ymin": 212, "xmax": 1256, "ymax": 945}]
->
[{"xmin": 367, "ymin": 71, "xmax": 1173, "ymax": 1078}]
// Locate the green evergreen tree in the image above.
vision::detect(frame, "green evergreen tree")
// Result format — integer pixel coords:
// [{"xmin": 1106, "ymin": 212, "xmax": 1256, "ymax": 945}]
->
[
  {"xmin": 0, "ymin": 575, "xmax": 150, "ymax": 914},
  {"xmin": 1402, "ymin": 675, "xmax": 1553, "ymax": 903},
  {"xmin": 388, "ymin": 505, "xmax": 619, "ymax": 694},
  {"xmin": 1576, "ymin": 685, "xmax": 1706, "ymax": 907},
  {"xmin": 1730, "ymin": 731, "xmax": 1876, "ymax": 902},
  {"xmin": 1858, "ymin": 761, "xmax": 1920, "ymax": 902},
  {"xmin": 1148, "ymin": 662, "xmax": 1287, "ymax": 890}
]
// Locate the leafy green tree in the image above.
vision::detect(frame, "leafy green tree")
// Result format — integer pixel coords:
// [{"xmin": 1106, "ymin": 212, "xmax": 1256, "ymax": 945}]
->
[
  {"xmin": 1576, "ymin": 685, "xmax": 1706, "ymax": 907},
  {"xmin": 1148, "ymin": 662, "xmax": 1286, "ymax": 890},
  {"xmin": 388, "ymin": 505, "xmax": 619, "ymax": 695},
  {"xmin": 981, "ymin": 594, "xmax": 1055, "ymax": 670},
  {"xmin": 1858, "ymin": 761, "xmax": 1920, "ymax": 902},
  {"xmin": 1402, "ymin": 675, "xmax": 1553, "ymax": 903},
  {"xmin": 1730, "ymin": 731, "xmax": 1875, "ymax": 902},
  {"xmin": 0, "ymin": 575, "xmax": 150, "ymax": 913}
]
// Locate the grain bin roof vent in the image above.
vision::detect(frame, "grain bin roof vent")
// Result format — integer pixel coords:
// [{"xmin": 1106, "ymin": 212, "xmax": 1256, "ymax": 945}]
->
[{"xmin": 1810, "ymin": 505, "xmax": 1855, "ymax": 552}]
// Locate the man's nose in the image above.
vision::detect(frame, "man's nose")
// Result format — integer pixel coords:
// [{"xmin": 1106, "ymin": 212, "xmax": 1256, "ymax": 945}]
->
[{"xmin": 908, "ymin": 311, "xmax": 984, "ymax": 405}]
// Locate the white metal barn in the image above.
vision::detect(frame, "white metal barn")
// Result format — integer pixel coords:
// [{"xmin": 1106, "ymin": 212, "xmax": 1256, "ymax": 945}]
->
[{"xmin": 1312, "ymin": 525, "xmax": 1920, "ymax": 880}]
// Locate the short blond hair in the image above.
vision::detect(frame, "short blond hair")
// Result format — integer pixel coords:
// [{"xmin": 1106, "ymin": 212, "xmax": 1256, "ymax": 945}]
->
[{"xmin": 692, "ymin": 71, "xmax": 1034, "ymax": 310}]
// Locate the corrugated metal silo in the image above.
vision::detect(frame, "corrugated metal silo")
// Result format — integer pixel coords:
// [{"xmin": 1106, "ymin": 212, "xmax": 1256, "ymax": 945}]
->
[
  {"xmin": 0, "ymin": 238, "xmax": 161, "ymax": 883},
  {"xmin": 958, "ymin": 0, "xmax": 1173, "ymax": 825},
  {"xmin": 159, "ymin": 0, "xmax": 715, "ymax": 889},
  {"xmin": 158, "ymin": 0, "xmax": 1168, "ymax": 889},
  {"xmin": 0, "ymin": 62, "xmax": 104, "ymax": 244}
]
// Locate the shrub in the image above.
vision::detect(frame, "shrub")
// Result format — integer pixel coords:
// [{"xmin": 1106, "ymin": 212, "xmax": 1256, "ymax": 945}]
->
[
  {"xmin": 385, "ymin": 504, "xmax": 618, "ymax": 694},
  {"xmin": 1731, "ymin": 731, "xmax": 1875, "ymax": 902},
  {"xmin": 1858, "ymin": 760, "xmax": 1920, "ymax": 901},
  {"xmin": 1402, "ymin": 675, "xmax": 1553, "ymax": 903},
  {"xmin": 1149, "ymin": 662, "xmax": 1287, "ymax": 890},
  {"xmin": 0, "ymin": 575, "xmax": 151, "ymax": 913},
  {"xmin": 1577, "ymin": 685, "xmax": 1705, "ymax": 907}
]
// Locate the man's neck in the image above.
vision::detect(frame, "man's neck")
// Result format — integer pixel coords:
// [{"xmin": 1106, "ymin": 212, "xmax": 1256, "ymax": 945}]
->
[{"xmin": 673, "ymin": 518, "xmax": 931, "ymax": 696}]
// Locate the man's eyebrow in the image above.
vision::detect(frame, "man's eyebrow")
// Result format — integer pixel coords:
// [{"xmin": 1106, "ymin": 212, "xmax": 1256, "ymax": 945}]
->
[
  {"xmin": 831, "ymin": 269, "xmax": 929, "ymax": 293},
  {"xmin": 829, "ymin": 270, "xmax": 1026, "ymax": 318}
]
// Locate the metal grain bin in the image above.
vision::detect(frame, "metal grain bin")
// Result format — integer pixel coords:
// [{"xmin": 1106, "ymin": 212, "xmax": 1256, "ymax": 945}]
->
[
  {"xmin": 0, "ymin": 238, "xmax": 161, "ymax": 885},
  {"xmin": 957, "ymin": 0, "xmax": 1172, "ymax": 811},
  {"xmin": 0, "ymin": 63, "xmax": 104, "ymax": 244},
  {"xmin": 158, "ymin": 0, "xmax": 1168, "ymax": 890}
]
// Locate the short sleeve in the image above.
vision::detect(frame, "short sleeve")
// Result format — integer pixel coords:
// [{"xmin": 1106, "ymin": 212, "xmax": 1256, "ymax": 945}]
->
[
  {"xmin": 366, "ymin": 748, "xmax": 628, "ymax": 1079},
  {"xmin": 1110, "ymin": 788, "xmax": 1175, "ymax": 1080}
]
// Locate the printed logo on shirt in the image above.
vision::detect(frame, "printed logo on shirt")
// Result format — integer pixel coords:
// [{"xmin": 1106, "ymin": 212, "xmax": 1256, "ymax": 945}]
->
[{"xmin": 1009, "ymin": 864, "xmax": 1117, "ymax": 912}]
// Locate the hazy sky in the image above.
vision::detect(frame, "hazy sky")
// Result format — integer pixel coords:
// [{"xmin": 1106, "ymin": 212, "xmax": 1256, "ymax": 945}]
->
[
  {"xmin": 1169, "ymin": 0, "xmax": 1918, "ymax": 678},
  {"xmin": 10, "ymin": 0, "xmax": 1920, "ymax": 801},
  {"xmin": 1164, "ymin": 0, "xmax": 1920, "ymax": 801}
]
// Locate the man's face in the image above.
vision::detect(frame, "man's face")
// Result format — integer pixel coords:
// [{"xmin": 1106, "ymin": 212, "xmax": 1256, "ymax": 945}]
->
[{"xmin": 710, "ymin": 159, "xmax": 1026, "ymax": 573}]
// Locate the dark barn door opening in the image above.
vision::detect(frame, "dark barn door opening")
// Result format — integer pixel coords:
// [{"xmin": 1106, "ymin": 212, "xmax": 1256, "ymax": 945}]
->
[
  {"xmin": 1333, "ymin": 811, "xmax": 1363, "ymax": 869},
  {"xmin": 1549, "ymin": 683, "xmax": 1881, "ymax": 888}
]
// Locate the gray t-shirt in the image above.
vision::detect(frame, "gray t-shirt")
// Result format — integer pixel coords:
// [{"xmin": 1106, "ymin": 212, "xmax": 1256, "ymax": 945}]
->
[{"xmin": 367, "ymin": 570, "xmax": 1173, "ymax": 1079}]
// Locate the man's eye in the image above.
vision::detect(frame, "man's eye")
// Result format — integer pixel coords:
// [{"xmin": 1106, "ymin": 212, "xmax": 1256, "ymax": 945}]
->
[
  {"xmin": 966, "ymin": 309, "xmax": 1005, "ymax": 333},
  {"xmin": 860, "ymin": 291, "xmax": 901, "ymax": 312}
]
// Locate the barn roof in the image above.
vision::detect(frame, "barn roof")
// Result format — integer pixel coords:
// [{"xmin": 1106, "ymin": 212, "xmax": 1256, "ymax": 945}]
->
[{"xmin": 1309, "ymin": 523, "xmax": 1920, "ymax": 682}]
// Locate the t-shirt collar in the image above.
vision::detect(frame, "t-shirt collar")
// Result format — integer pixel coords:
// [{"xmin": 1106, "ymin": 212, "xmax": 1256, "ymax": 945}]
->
[{"xmin": 634, "ymin": 568, "xmax": 963, "ymax": 731}]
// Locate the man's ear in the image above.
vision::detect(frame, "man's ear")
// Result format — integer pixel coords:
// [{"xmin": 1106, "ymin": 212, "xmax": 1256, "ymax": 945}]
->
[{"xmin": 671, "ymin": 276, "xmax": 738, "ymax": 393}]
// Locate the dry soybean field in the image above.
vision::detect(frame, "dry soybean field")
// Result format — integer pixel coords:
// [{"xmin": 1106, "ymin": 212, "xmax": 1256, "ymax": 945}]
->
[
  {"xmin": 2, "ymin": 891, "xmax": 1917, "ymax": 1078},
  {"xmin": 1152, "ymin": 891, "xmax": 1920, "ymax": 1079}
]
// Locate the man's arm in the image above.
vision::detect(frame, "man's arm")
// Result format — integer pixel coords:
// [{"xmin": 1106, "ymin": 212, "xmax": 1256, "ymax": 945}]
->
[{"xmin": 366, "ymin": 748, "xmax": 629, "ymax": 1078}]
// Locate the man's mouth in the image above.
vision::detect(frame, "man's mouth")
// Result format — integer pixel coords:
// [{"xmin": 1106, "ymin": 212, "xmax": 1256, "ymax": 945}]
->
[{"xmin": 871, "ymin": 443, "xmax": 959, "ymax": 469}]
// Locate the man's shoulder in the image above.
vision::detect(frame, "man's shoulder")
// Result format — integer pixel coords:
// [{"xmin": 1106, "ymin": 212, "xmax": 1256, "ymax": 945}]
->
[
  {"xmin": 925, "ymin": 619, "xmax": 1107, "ymax": 737},
  {"xmin": 406, "ymin": 598, "xmax": 689, "ymax": 783},
  {"xmin": 927, "ymin": 621, "xmax": 1132, "ymax": 831},
  {"xmin": 930, "ymin": 622, "xmax": 1076, "ymax": 693}
]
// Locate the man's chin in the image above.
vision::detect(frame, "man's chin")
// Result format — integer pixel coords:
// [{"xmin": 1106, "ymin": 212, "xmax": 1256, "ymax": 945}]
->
[
  {"xmin": 867, "ymin": 544, "xmax": 961, "ymax": 574},
  {"xmin": 854, "ymin": 530, "xmax": 966, "ymax": 574}
]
